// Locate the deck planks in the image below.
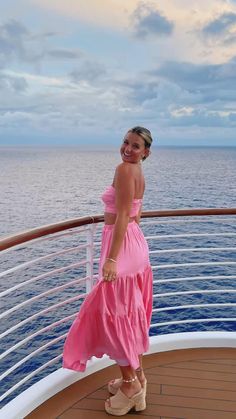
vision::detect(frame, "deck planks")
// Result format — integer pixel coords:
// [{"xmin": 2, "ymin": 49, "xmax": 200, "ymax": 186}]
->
[{"xmin": 26, "ymin": 347, "xmax": 236, "ymax": 419}]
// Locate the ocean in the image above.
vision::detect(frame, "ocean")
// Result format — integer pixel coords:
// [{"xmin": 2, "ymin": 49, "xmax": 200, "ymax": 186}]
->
[
  {"xmin": 1, "ymin": 146, "xmax": 236, "ymax": 405},
  {"xmin": 1, "ymin": 146, "xmax": 236, "ymax": 237}
]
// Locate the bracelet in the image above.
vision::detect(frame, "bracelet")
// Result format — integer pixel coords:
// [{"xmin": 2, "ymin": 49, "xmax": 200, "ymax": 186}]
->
[{"xmin": 106, "ymin": 257, "xmax": 117, "ymax": 263}]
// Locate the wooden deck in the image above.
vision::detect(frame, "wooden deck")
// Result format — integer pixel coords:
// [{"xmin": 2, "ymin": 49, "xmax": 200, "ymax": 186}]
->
[{"xmin": 27, "ymin": 347, "xmax": 236, "ymax": 419}]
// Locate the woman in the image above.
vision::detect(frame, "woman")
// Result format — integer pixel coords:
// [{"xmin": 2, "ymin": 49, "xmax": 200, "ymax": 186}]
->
[{"xmin": 63, "ymin": 126, "xmax": 153, "ymax": 416}]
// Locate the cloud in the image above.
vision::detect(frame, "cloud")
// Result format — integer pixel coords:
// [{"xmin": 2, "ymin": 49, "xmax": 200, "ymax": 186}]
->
[
  {"xmin": 115, "ymin": 78, "xmax": 159, "ymax": 104},
  {"xmin": 0, "ymin": 20, "xmax": 29, "ymax": 66},
  {"xmin": 0, "ymin": 69, "xmax": 127, "ymax": 137},
  {"xmin": 201, "ymin": 12, "xmax": 236, "ymax": 45},
  {"xmin": 0, "ymin": 19, "xmax": 52, "ymax": 67},
  {"xmin": 1, "ymin": 4, "xmax": 236, "ymax": 145},
  {"xmin": 2, "ymin": 50, "xmax": 236, "ymax": 142},
  {"xmin": 0, "ymin": 19, "xmax": 28, "ymax": 39},
  {"xmin": 70, "ymin": 60, "xmax": 107, "ymax": 83},
  {"xmin": 29, "ymin": 0, "xmax": 140, "ymax": 28},
  {"xmin": 30, "ymin": 0, "xmax": 176, "ymax": 37},
  {"xmin": 0, "ymin": 72, "xmax": 28, "ymax": 92},
  {"xmin": 152, "ymin": 57, "xmax": 236, "ymax": 99},
  {"xmin": 131, "ymin": 3, "xmax": 174, "ymax": 39},
  {"xmin": 107, "ymin": 54, "xmax": 236, "ymax": 132},
  {"xmin": 203, "ymin": 12, "xmax": 236, "ymax": 35},
  {"xmin": 168, "ymin": 109, "xmax": 236, "ymax": 127},
  {"xmin": 46, "ymin": 49, "xmax": 83, "ymax": 60},
  {"xmin": 0, "ymin": 19, "xmax": 83, "ymax": 68}
]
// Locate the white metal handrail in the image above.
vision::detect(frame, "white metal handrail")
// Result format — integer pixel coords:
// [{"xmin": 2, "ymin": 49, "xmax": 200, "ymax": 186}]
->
[
  {"xmin": 0, "ymin": 261, "xmax": 88, "ymax": 298},
  {"xmin": 0, "ymin": 334, "xmax": 67, "ymax": 384},
  {"xmin": 0, "ymin": 314, "xmax": 77, "ymax": 361},
  {"xmin": 146, "ymin": 232, "xmax": 236, "ymax": 239},
  {"xmin": 141, "ymin": 217, "xmax": 236, "ymax": 225},
  {"xmin": 0, "ymin": 293, "xmax": 87, "ymax": 340},
  {"xmin": 152, "ymin": 303, "xmax": 236, "ymax": 313},
  {"xmin": 153, "ymin": 275, "xmax": 236, "ymax": 284},
  {"xmin": 153, "ymin": 289, "xmax": 236, "ymax": 298},
  {"xmin": 0, "ymin": 354, "xmax": 62, "ymax": 401},
  {"xmin": 152, "ymin": 261, "xmax": 236, "ymax": 269},
  {"xmin": 151, "ymin": 318, "xmax": 236, "ymax": 327},
  {"xmin": 0, "ymin": 277, "xmax": 87, "ymax": 319},
  {"xmin": 152, "ymin": 303, "xmax": 236, "ymax": 312},
  {"xmin": 0, "ymin": 226, "xmax": 91, "ymax": 255},
  {"xmin": 150, "ymin": 247, "xmax": 236, "ymax": 254},
  {"xmin": 0, "ymin": 244, "xmax": 88, "ymax": 279}
]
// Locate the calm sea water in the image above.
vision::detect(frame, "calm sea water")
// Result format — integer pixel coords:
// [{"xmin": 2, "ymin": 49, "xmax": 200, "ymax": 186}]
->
[
  {"xmin": 1, "ymin": 146, "xmax": 236, "ymax": 236},
  {"xmin": 0, "ymin": 148, "xmax": 236, "ymax": 235},
  {"xmin": 1, "ymin": 146, "xmax": 236, "ymax": 406}
]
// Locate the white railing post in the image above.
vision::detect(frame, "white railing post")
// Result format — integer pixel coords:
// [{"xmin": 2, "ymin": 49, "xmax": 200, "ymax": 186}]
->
[{"xmin": 86, "ymin": 224, "xmax": 96, "ymax": 293}]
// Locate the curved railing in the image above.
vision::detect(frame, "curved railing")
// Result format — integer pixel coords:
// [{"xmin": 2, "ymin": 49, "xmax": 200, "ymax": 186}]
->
[{"xmin": 0, "ymin": 208, "xmax": 236, "ymax": 409}]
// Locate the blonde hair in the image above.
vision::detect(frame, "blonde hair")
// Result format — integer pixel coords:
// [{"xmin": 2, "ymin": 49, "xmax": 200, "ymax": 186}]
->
[{"xmin": 128, "ymin": 126, "xmax": 153, "ymax": 160}]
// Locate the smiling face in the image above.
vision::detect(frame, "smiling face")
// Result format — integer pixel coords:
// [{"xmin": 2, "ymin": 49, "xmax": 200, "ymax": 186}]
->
[{"xmin": 120, "ymin": 131, "xmax": 149, "ymax": 164}]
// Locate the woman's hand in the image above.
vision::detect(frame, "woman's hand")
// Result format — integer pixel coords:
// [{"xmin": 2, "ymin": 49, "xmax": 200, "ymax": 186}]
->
[{"xmin": 102, "ymin": 259, "xmax": 117, "ymax": 282}]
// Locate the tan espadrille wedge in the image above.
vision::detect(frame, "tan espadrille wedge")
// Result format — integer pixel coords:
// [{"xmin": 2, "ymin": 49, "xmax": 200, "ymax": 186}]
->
[{"xmin": 105, "ymin": 387, "xmax": 146, "ymax": 416}]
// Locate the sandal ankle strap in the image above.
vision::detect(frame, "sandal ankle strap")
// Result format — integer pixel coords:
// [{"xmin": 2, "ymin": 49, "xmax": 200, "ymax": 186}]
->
[{"xmin": 122, "ymin": 375, "xmax": 137, "ymax": 383}]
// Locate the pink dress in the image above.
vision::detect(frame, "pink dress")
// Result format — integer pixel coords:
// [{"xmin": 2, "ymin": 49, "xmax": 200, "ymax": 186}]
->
[{"xmin": 62, "ymin": 186, "xmax": 153, "ymax": 371}]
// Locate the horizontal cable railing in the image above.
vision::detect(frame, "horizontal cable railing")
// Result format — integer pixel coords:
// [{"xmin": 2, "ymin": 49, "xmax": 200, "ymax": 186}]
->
[
  {"xmin": 0, "ymin": 243, "xmax": 89, "ymax": 279},
  {"xmin": 0, "ymin": 208, "xmax": 236, "ymax": 406},
  {"xmin": 152, "ymin": 261, "xmax": 236, "ymax": 269},
  {"xmin": 153, "ymin": 289, "xmax": 236, "ymax": 297},
  {"xmin": 0, "ymin": 314, "xmax": 77, "ymax": 361},
  {"xmin": 153, "ymin": 303, "xmax": 236, "ymax": 312},
  {"xmin": 1, "ymin": 354, "xmax": 62, "ymax": 402},
  {"xmin": 0, "ymin": 334, "xmax": 67, "ymax": 384},
  {"xmin": 141, "ymin": 217, "xmax": 236, "ymax": 225},
  {"xmin": 150, "ymin": 247, "xmax": 236, "ymax": 254},
  {"xmin": 0, "ymin": 292, "xmax": 87, "ymax": 340},
  {"xmin": 151, "ymin": 318, "xmax": 236, "ymax": 327},
  {"xmin": 0, "ymin": 277, "xmax": 88, "ymax": 319},
  {"xmin": 0, "ymin": 261, "xmax": 88, "ymax": 298},
  {"xmin": 154, "ymin": 275, "xmax": 236, "ymax": 284},
  {"xmin": 146, "ymin": 232, "xmax": 236, "ymax": 239}
]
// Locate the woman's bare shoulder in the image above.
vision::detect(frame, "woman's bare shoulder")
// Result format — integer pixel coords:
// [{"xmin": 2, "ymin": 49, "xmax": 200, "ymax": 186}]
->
[
  {"xmin": 113, "ymin": 163, "xmax": 135, "ymax": 183},
  {"xmin": 115, "ymin": 162, "xmax": 135, "ymax": 175}
]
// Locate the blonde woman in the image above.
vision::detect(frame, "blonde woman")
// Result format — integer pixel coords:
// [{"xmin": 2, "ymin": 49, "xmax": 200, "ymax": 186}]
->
[{"xmin": 63, "ymin": 126, "xmax": 153, "ymax": 416}]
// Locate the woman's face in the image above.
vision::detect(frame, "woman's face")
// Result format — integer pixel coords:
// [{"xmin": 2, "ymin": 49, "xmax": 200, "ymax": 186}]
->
[{"xmin": 120, "ymin": 131, "xmax": 148, "ymax": 164}]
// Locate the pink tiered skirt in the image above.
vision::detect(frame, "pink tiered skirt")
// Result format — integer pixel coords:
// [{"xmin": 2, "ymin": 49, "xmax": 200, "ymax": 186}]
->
[{"xmin": 62, "ymin": 221, "xmax": 153, "ymax": 371}]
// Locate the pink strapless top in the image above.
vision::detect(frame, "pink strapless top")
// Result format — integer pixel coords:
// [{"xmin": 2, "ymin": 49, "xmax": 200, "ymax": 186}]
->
[{"xmin": 101, "ymin": 185, "xmax": 142, "ymax": 217}]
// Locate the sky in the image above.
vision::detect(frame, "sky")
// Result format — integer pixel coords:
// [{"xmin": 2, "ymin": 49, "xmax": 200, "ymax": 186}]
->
[{"xmin": 0, "ymin": 0, "xmax": 236, "ymax": 147}]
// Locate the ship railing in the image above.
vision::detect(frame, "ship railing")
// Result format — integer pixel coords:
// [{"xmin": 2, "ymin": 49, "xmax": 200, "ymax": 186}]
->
[{"xmin": 0, "ymin": 208, "xmax": 236, "ymax": 412}]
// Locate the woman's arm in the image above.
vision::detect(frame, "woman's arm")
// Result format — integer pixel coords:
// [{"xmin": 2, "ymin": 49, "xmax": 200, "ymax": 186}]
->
[
  {"xmin": 135, "ymin": 205, "xmax": 142, "ymax": 225},
  {"xmin": 102, "ymin": 163, "xmax": 135, "ymax": 280}
]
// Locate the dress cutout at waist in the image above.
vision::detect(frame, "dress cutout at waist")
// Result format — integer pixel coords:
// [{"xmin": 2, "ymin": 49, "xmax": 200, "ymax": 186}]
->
[{"xmin": 101, "ymin": 185, "xmax": 142, "ymax": 217}]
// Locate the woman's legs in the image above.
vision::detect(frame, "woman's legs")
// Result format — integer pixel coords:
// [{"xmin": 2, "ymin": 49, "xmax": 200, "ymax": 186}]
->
[
  {"xmin": 106, "ymin": 364, "xmax": 142, "ymax": 410},
  {"xmin": 108, "ymin": 355, "xmax": 147, "ymax": 395},
  {"xmin": 136, "ymin": 354, "xmax": 147, "ymax": 387},
  {"xmin": 105, "ymin": 357, "xmax": 148, "ymax": 414},
  {"xmin": 105, "ymin": 364, "xmax": 146, "ymax": 414},
  {"xmin": 119, "ymin": 365, "xmax": 141, "ymax": 398}
]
